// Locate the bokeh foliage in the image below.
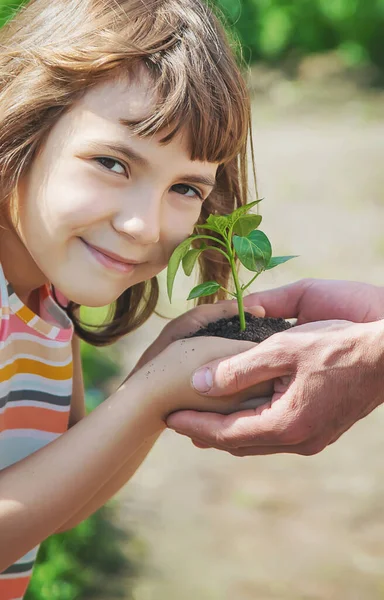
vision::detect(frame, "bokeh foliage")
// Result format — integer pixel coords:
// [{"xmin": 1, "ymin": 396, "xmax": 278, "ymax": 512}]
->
[
  {"xmin": 25, "ymin": 501, "xmax": 138, "ymax": 600},
  {"xmin": 213, "ymin": 0, "xmax": 384, "ymax": 70}
]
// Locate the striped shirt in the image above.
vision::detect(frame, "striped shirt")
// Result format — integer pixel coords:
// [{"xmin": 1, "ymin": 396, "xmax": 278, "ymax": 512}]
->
[{"xmin": 0, "ymin": 263, "xmax": 73, "ymax": 600}]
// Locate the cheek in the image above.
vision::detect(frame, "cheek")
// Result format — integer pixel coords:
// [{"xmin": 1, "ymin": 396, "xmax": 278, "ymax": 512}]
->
[
  {"xmin": 35, "ymin": 161, "xmax": 118, "ymax": 232},
  {"xmin": 43, "ymin": 190, "xmax": 115, "ymax": 233},
  {"xmin": 62, "ymin": 197, "xmax": 110, "ymax": 229},
  {"xmin": 165, "ymin": 202, "xmax": 201, "ymax": 236},
  {"xmin": 164, "ymin": 209, "xmax": 198, "ymax": 239}
]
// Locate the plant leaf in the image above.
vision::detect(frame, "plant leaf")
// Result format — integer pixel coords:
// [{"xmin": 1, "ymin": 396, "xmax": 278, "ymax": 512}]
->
[
  {"xmin": 206, "ymin": 214, "xmax": 230, "ymax": 236},
  {"xmin": 265, "ymin": 255, "xmax": 298, "ymax": 270},
  {"xmin": 187, "ymin": 281, "xmax": 221, "ymax": 300},
  {"xmin": 182, "ymin": 247, "xmax": 206, "ymax": 276},
  {"xmin": 232, "ymin": 214, "xmax": 262, "ymax": 236},
  {"xmin": 233, "ymin": 230, "xmax": 272, "ymax": 272},
  {"xmin": 195, "ymin": 223, "xmax": 217, "ymax": 231},
  {"xmin": 167, "ymin": 236, "xmax": 196, "ymax": 301},
  {"xmin": 227, "ymin": 199, "xmax": 263, "ymax": 227}
]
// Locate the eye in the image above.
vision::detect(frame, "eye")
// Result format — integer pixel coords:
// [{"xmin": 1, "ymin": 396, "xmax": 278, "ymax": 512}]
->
[
  {"xmin": 94, "ymin": 157, "xmax": 127, "ymax": 176},
  {"xmin": 172, "ymin": 183, "xmax": 203, "ymax": 200}
]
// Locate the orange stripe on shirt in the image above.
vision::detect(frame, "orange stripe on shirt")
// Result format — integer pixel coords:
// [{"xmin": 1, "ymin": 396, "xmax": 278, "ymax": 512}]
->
[
  {"xmin": 0, "ymin": 406, "xmax": 70, "ymax": 433},
  {"xmin": 0, "ymin": 358, "xmax": 73, "ymax": 381},
  {"xmin": 0, "ymin": 575, "xmax": 31, "ymax": 599},
  {"xmin": 13, "ymin": 304, "xmax": 35, "ymax": 324}
]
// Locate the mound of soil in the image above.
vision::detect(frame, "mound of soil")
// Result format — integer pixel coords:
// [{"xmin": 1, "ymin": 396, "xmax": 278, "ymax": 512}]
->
[{"xmin": 189, "ymin": 312, "xmax": 292, "ymax": 343}]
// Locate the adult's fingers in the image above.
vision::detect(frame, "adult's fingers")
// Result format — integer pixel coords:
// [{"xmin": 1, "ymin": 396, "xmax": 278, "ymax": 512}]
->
[
  {"xmin": 228, "ymin": 442, "xmax": 326, "ymax": 456},
  {"xmin": 190, "ymin": 438, "xmax": 294, "ymax": 454},
  {"xmin": 191, "ymin": 436, "xmax": 327, "ymax": 457},
  {"xmin": 242, "ymin": 280, "xmax": 310, "ymax": 319},
  {"xmin": 191, "ymin": 334, "xmax": 293, "ymax": 396},
  {"xmin": 166, "ymin": 393, "xmax": 298, "ymax": 448}
]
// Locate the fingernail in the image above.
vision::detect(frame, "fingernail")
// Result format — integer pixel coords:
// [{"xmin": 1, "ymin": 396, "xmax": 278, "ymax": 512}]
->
[{"xmin": 192, "ymin": 367, "xmax": 213, "ymax": 393}]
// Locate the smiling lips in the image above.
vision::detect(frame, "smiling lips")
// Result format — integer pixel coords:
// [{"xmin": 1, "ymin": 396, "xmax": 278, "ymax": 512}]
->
[{"xmin": 80, "ymin": 238, "xmax": 141, "ymax": 273}]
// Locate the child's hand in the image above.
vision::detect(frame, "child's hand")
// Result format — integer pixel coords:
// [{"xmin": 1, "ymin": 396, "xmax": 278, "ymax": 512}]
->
[
  {"xmin": 130, "ymin": 335, "xmax": 273, "ymax": 419},
  {"xmin": 129, "ymin": 301, "xmax": 265, "ymax": 377}
]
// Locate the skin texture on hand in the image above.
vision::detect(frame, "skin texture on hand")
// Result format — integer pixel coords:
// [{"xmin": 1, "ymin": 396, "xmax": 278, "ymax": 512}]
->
[
  {"xmin": 133, "ymin": 335, "xmax": 272, "ymax": 419},
  {"xmin": 166, "ymin": 279, "xmax": 384, "ymax": 456}
]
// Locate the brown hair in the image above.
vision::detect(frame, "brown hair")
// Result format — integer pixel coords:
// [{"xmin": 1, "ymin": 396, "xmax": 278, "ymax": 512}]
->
[{"xmin": 0, "ymin": 0, "xmax": 256, "ymax": 346}]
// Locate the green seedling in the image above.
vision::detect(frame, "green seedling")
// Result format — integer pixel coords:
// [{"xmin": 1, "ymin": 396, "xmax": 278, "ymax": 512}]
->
[{"xmin": 167, "ymin": 199, "xmax": 298, "ymax": 332}]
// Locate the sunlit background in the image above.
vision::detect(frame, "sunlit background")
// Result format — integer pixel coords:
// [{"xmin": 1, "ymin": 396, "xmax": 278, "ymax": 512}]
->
[{"xmin": 2, "ymin": 1, "xmax": 384, "ymax": 598}]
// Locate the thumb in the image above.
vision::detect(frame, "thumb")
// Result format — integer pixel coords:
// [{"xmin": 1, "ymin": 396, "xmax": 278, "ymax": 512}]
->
[
  {"xmin": 191, "ymin": 338, "xmax": 293, "ymax": 396},
  {"xmin": 243, "ymin": 280, "xmax": 308, "ymax": 319}
]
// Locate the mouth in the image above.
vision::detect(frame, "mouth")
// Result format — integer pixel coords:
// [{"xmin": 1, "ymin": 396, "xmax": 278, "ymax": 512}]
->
[{"xmin": 80, "ymin": 238, "xmax": 142, "ymax": 274}]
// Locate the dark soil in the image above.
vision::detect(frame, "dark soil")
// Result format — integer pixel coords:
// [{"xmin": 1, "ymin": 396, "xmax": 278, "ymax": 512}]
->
[{"xmin": 189, "ymin": 312, "xmax": 292, "ymax": 343}]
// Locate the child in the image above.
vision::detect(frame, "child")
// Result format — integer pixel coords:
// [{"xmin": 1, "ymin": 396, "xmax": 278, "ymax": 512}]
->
[{"xmin": 0, "ymin": 0, "xmax": 266, "ymax": 596}]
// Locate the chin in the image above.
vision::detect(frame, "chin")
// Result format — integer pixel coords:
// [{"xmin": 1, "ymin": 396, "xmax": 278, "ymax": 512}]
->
[{"xmin": 59, "ymin": 283, "xmax": 128, "ymax": 308}]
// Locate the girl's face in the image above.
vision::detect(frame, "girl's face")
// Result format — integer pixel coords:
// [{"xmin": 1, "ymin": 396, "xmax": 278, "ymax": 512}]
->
[{"xmin": 8, "ymin": 72, "xmax": 218, "ymax": 307}]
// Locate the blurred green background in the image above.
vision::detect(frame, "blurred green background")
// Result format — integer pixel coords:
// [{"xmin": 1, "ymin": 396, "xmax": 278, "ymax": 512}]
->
[
  {"xmin": 2, "ymin": 0, "xmax": 384, "ymax": 75},
  {"xmin": 1, "ymin": 0, "xmax": 384, "ymax": 599},
  {"xmin": 216, "ymin": 0, "xmax": 384, "ymax": 73}
]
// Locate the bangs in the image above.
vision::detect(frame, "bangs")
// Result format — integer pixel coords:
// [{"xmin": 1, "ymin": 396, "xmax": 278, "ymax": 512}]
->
[{"xmin": 119, "ymin": 37, "xmax": 249, "ymax": 165}]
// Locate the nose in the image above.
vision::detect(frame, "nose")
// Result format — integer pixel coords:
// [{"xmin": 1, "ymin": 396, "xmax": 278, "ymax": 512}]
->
[{"xmin": 112, "ymin": 195, "xmax": 161, "ymax": 245}]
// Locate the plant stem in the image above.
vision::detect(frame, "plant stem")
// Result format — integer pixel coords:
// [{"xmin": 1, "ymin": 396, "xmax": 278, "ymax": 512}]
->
[
  {"xmin": 205, "ymin": 246, "xmax": 231, "ymax": 262},
  {"xmin": 219, "ymin": 286, "xmax": 237, "ymax": 298},
  {"xmin": 226, "ymin": 240, "xmax": 246, "ymax": 331},
  {"xmin": 193, "ymin": 235, "xmax": 231, "ymax": 263},
  {"xmin": 242, "ymin": 271, "xmax": 261, "ymax": 293}
]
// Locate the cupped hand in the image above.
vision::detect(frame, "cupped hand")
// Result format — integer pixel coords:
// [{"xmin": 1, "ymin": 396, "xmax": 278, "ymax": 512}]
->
[
  {"xmin": 132, "ymin": 335, "xmax": 273, "ymax": 419},
  {"xmin": 166, "ymin": 319, "xmax": 384, "ymax": 455},
  {"xmin": 128, "ymin": 300, "xmax": 265, "ymax": 377}
]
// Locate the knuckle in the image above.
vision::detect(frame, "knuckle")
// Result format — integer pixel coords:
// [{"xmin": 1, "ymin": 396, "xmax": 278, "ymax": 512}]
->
[
  {"xmin": 216, "ymin": 360, "xmax": 241, "ymax": 391},
  {"xmin": 264, "ymin": 333, "xmax": 290, "ymax": 359}
]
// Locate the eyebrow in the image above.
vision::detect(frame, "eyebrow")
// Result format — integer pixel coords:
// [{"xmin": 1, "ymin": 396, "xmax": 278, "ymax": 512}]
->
[{"xmin": 85, "ymin": 140, "xmax": 217, "ymax": 189}]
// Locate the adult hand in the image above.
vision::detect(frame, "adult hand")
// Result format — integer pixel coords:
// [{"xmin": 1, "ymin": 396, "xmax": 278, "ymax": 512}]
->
[
  {"xmin": 242, "ymin": 278, "xmax": 384, "ymax": 324},
  {"xmin": 166, "ymin": 279, "xmax": 384, "ymax": 456}
]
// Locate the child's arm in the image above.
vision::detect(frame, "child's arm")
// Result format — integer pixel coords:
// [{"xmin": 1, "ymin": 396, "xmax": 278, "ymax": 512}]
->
[
  {"xmin": 56, "ymin": 333, "xmax": 153, "ymax": 534},
  {"xmin": 54, "ymin": 432, "xmax": 161, "ymax": 533},
  {"xmin": 0, "ymin": 336, "xmax": 257, "ymax": 571}
]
